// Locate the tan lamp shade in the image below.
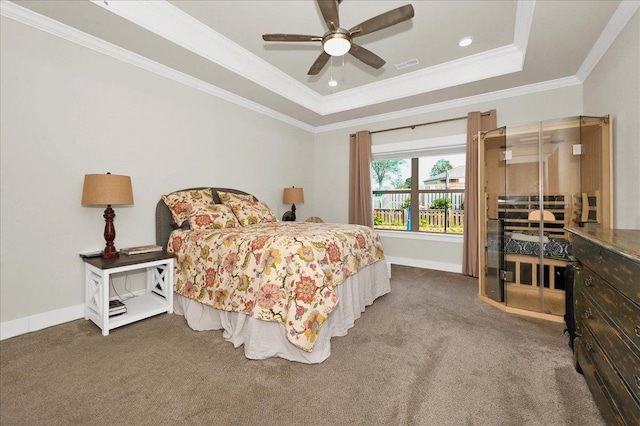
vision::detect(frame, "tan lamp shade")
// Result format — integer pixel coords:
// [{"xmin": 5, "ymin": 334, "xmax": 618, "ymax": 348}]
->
[
  {"xmin": 82, "ymin": 173, "xmax": 134, "ymax": 206},
  {"xmin": 283, "ymin": 187, "xmax": 304, "ymax": 204}
]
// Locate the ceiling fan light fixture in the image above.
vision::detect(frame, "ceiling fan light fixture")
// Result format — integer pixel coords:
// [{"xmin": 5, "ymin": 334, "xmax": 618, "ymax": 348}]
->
[
  {"xmin": 323, "ymin": 32, "xmax": 351, "ymax": 56},
  {"xmin": 263, "ymin": 2, "xmax": 415, "ymax": 75}
]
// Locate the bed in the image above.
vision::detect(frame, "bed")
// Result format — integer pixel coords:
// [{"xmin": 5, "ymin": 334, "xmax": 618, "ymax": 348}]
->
[{"xmin": 156, "ymin": 187, "xmax": 390, "ymax": 363}]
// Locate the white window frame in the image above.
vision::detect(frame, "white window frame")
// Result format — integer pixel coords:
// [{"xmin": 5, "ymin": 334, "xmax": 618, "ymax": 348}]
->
[{"xmin": 372, "ymin": 134, "xmax": 467, "ymax": 242}]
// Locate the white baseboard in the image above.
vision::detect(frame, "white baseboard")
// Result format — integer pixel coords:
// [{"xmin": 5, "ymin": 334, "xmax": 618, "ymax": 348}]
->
[
  {"xmin": 0, "ymin": 304, "xmax": 84, "ymax": 340},
  {"xmin": 385, "ymin": 256, "xmax": 463, "ymax": 274}
]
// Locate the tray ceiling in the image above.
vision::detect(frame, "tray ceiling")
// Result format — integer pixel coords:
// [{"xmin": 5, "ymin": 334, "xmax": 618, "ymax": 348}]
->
[{"xmin": 3, "ymin": 0, "xmax": 635, "ymax": 130}]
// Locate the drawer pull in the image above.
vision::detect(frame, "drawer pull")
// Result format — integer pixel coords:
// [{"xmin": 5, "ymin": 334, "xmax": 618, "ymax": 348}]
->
[
  {"xmin": 636, "ymin": 325, "xmax": 640, "ymax": 338},
  {"xmin": 585, "ymin": 341, "xmax": 594, "ymax": 352},
  {"xmin": 584, "ymin": 276, "xmax": 593, "ymax": 287},
  {"xmin": 584, "ymin": 308, "xmax": 593, "ymax": 320},
  {"xmin": 636, "ymin": 375, "xmax": 640, "ymax": 389}
]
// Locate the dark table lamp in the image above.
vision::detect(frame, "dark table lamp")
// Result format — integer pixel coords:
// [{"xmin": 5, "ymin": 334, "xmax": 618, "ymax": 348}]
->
[
  {"xmin": 82, "ymin": 173, "xmax": 134, "ymax": 258},
  {"xmin": 282, "ymin": 187, "xmax": 304, "ymax": 221}
]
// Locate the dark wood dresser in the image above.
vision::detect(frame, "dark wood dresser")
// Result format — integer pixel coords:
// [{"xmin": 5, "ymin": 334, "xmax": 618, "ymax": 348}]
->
[{"xmin": 567, "ymin": 227, "xmax": 640, "ymax": 425}]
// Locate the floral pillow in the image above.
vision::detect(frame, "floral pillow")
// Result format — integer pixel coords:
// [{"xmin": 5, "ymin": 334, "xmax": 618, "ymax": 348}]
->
[
  {"xmin": 187, "ymin": 204, "xmax": 240, "ymax": 230},
  {"xmin": 218, "ymin": 191, "xmax": 277, "ymax": 226},
  {"xmin": 162, "ymin": 188, "xmax": 214, "ymax": 227}
]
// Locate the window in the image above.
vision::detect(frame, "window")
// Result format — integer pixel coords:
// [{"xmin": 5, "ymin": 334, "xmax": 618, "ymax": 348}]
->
[{"xmin": 371, "ymin": 137, "xmax": 466, "ymax": 234}]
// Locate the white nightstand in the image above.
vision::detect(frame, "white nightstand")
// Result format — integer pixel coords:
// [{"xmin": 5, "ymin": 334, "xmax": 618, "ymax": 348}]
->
[{"xmin": 82, "ymin": 251, "xmax": 175, "ymax": 335}]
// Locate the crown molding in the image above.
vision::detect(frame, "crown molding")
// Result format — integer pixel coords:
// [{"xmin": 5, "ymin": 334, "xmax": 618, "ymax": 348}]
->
[
  {"xmin": 320, "ymin": 0, "xmax": 538, "ymax": 115},
  {"xmin": 314, "ymin": 76, "xmax": 582, "ymax": 133},
  {"xmin": 89, "ymin": 0, "xmax": 323, "ymax": 112},
  {"xmin": 89, "ymin": 0, "xmax": 532, "ymax": 116},
  {"xmin": 321, "ymin": 45, "xmax": 524, "ymax": 115},
  {"xmin": 576, "ymin": 0, "xmax": 640, "ymax": 82},
  {"xmin": 513, "ymin": 0, "xmax": 535, "ymax": 59},
  {"xmin": 2, "ymin": 1, "xmax": 622, "ymax": 135},
  {"xmin": 0, "ymin": 1, "xmax": 315, "ymax": 132}
]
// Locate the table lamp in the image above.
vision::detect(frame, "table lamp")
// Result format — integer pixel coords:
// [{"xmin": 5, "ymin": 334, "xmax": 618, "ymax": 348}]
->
[
  {"xmin": 282, "ymin": 187, "xmax": 304, "ymax": 221},
  {"xmin": 82, "ymin": 173, "xmax": 134, "ymax": 258}
]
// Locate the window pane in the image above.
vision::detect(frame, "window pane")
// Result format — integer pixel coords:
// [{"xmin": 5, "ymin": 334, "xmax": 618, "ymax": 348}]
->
[
  {"xmin": 372, "ymin": 153, "xmax": 466, "ymax": 234},
  {"xmin": 371, "ymin": 158, "xmax": 410, "ymax": 190},
  {"xmin": 372, "ymin": 158, "xmax": 411, "ymax": 231}
]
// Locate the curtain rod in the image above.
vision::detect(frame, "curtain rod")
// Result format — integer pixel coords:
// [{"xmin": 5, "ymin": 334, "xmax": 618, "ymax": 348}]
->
[{"xmin": 350, "ymin": 111, "xmax": 492, "ymax": 137}]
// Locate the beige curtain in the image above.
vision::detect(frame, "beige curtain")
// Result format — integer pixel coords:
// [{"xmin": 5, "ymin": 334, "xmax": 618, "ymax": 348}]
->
[
  {"xmin": 463, "ymin": 110, "xmax": 497, "ymax": 277},
  {"xmin": 348, "ymin": 131, "xmax": 373, "ymax": 227}
]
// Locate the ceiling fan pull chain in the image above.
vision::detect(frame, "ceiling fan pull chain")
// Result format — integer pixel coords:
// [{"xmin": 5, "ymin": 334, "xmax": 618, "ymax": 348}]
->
[{"xmin": 329, "ymin": 56, "xmax": 338, "ymax": 87}]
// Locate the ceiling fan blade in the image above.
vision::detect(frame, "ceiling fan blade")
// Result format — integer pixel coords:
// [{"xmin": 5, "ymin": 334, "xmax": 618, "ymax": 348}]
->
[
  {"xmin": 318, "ymin": 0, "xmax": 340, "ymax": 31},
  {"xmin": 349, "ymin": 4, "xmax": 414, "ymax": 38},
  {"xmin": 349, "ymin": 43, "xmax": 385, "ymax": 69},
  {"xmin": 308, "ymin": 51, "xmax": 331, "ymax": 75},
  {"xmin": 262, "ymin": 34, "xmax": 322, "ymax": 42}
]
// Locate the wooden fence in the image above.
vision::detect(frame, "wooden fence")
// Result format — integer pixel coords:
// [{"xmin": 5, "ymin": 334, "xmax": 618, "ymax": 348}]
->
[
  {"xmin": 373, "ymin": 192, "xmax": 464, "ymax": 210},
  {"xmin": 374, "ymin": 209, "xmax": 464, "ymax": 228}
]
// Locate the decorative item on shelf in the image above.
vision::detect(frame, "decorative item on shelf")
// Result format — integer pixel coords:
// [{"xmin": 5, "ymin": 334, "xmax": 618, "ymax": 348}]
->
[
  {"xmin": 282, "ymin": 186, "xmax": 304, "ymax": 221},
  {"xmin": 81, "ymin": 173, "xmax": 134, "ymax": 259},
  {"xmin": 108, "ymin": 299, "xmax": 127, "ymax": 317}
]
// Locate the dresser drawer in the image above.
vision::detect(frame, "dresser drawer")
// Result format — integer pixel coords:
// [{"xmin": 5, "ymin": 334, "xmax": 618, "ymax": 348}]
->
[
  {"xmin": 579, "ymin": 327, "xmax": 640, "ymax": 425},
  {"xmin": 580, "ymin": 264, "xmax": 640, "ymax": 355},
  {"xmin": 582, "ymin": 292, "xmax": 640, "ymax": 402},
  {"xmin": 573, "ymin": 236, "xmax": 640, "ymax": 306}
]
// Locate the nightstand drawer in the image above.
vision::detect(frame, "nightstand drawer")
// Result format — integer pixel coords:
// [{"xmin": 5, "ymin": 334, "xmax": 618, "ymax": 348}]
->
[
  {"xmin": 581, "ymin": 264, "xmax": 640, "ymax": 354},
  {"xmin": 582, "ymin": 293, "xmax": 640, "ymax": 402},
  {"xmin": 573, "ymin": 237, "xmax": 640, "ymax": 306},
  {"xmin": 580, "ymin": 326, "xmax": 640, "ymax": 425}
]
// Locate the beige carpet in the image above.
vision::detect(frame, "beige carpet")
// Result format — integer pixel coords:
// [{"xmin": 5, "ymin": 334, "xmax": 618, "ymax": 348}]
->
[{"xmin": 0, "ymin": 265, "xmax": 603, "ymax": 425}]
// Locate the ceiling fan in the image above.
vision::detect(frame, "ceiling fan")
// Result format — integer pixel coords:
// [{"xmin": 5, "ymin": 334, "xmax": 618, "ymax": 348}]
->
[{"xmin": 262, "ymin": 0, "xmax": 414, "ymax": 75}]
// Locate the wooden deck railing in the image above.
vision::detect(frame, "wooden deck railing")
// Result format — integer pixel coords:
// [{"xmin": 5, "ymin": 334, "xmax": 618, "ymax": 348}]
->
[{"xmin": 374, "ymin": 209, "xmax": 464, "ymax": 231}]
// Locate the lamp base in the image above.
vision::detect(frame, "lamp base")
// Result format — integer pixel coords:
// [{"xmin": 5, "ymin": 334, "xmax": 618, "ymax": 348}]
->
[
  {"xmin": 101, "ymin": 205, "xmax": 120, "ymax": 259},
  {"xmin": 101, "ymin": 247, "xmax": 119, "ymax": 259},
  {"xmin": 282, "ymin": 211, "xmax": 295, "ymax": 221}
]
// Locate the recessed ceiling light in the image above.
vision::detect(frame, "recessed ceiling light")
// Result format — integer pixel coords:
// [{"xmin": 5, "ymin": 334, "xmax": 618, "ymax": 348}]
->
[{"xmin": 459, "ymin": 37, "xmax": 473, "ymax": 47}]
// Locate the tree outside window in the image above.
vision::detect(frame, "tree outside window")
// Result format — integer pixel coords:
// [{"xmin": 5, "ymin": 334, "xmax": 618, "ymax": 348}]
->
[{"xmin": 372, "ymin": 155, "xmax": 465, "ymax": 234}]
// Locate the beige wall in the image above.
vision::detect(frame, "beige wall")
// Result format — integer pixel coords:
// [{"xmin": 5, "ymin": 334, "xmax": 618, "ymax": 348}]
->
[
  {"xmin": 0, "ymin": 17, "xmax": 315, "ymax": 325},
  {"xmin": 583, "ymin": 10, "xmax": 640, "ymax": 229}
]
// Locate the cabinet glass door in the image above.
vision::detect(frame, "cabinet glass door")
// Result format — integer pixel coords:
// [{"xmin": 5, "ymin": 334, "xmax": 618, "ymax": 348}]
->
[
  {"xmin": 480, "ymin": 127, "xmax": 506, "ymax": 303},
  {"xmin": 502, "ymin": 121, "xmax": 544, "ymax": 313},
  {"xmin": 579, "ymin": 116, "xmax": 612, "ymax": 229}
]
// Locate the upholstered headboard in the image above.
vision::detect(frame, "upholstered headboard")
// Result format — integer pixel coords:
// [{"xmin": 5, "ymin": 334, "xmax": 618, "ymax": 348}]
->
[{"xmin": 155, "ymin": 187, "xmax": 256, "ymax": 250}]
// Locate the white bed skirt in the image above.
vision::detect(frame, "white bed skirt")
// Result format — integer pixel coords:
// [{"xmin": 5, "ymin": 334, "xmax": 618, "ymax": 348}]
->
[{"xmin": 173, "ymin": 260, "xmax": 391, "ymax": 363}]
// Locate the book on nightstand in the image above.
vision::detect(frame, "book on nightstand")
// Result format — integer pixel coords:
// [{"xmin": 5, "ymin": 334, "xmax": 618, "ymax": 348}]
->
[
  {"xmin": 120, "ymin": 245, "xmax": 163, "ymax": 255},
  {"xmin": 109, "ymin": 300, "xmax": 127, "ymax": 317}
]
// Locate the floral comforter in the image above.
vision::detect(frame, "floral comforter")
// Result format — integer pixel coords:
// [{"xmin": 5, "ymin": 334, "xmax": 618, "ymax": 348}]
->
[{"xmin": 168, "ymin": 222, "xmax": 385, "ymax": 352}]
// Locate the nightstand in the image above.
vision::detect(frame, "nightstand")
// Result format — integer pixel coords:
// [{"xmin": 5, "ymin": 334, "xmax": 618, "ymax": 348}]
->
[{"xmin": 82, "ymin": 251, "xmax": 175, "ymax": 335}]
